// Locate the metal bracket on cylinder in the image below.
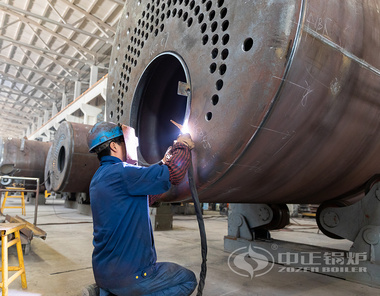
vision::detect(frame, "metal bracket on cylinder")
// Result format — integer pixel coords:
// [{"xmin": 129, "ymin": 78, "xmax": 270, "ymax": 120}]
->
[{"xmin": 177, "ymin": 81, "xmax": 191, "ymax": 96}]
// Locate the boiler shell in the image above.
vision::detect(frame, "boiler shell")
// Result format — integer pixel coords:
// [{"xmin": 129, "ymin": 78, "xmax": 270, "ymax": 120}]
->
[
  {"xmin": 106, "ymin": 0, "xmax": 380, "ymax": 203},
  {"xmin": 44, "ymin": 122, "xmax": 99, "ymax": 193},
  {"xmin": 0, "ymin": 137, "xmax": 51, "ymax": 183}
]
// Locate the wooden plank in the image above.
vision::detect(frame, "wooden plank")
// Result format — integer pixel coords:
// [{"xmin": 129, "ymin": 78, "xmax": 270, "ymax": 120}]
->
[
  {"xmin": 5, "ymin": 215, "xmax": 33, "ymax": 239},
  {"xmin": 0, "ymin": 223, "xmax": 25, "ymax": 235},
  {"xmin": 5, "ymin": 215, "xmax": 46, "ymax": 240},
  {"xmin": 15, "ymin": 215, "xmax": 47, "ymax": 240}
]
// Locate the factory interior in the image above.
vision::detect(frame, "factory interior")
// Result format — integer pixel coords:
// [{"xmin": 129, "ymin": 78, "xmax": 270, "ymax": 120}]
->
[{"xmin": 0, "ymin": 1, "xmax": 380, "ymax": 296}]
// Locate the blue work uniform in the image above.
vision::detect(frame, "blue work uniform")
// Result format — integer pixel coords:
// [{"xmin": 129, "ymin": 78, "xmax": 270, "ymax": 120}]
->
[{"xmin": 90, "ymin": 156, "xmax": 196, "ymax": 296}]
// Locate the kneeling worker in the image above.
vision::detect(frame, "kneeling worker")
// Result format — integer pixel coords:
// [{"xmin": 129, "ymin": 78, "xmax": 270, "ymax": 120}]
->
[{"xmin": 86, "ymin": 121, "xmax": 197, "ymax": 296}]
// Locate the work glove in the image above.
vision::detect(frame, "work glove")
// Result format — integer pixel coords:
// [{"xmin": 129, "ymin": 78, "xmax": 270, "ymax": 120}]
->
[
  {"xmin": 161, "ymin": 146, "xmax": 173, "ymax": 165},
  {"xmin": 161, "ymin": 133, "xmax": 194, "ymax": 165},
  {"xmin": 161, "ymin": 133, "xmax": 194, "ymax": 164},
  {"xmin": 175, "ymin": 133, "xmax": 195, "ymax": 150}
]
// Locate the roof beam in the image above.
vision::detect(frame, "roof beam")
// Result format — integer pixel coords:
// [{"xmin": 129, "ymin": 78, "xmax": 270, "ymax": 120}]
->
[
  {"xmin": 7, "ymin": 5, "xmax": 100, "ymax": 59},
  {"xmin": 0, "ymin": 55, "xmax": 72, "ymax": 81},
  {"xmin": 0, "ymin": 37, "xmax": 83, "ymax": 75},
  {"xmin": 19, "ymin": 47, "xmax": 75, "ymax": 78},
  {"xmin": 0, "ymin": 119, "xmax": 29, "ymax": 129},
  {"xmin": 0, "ymin": 19, "xmax": 20, "ymax": 30},
  {"xmin": 0, "ymin": 86, "xmax": 53, "ymax": 105},
  {"xmin": 46, "ymin": 0, "xmax": 88, "ymax": 61},
  {"xmin": 0, "ymin": 71, "xmax": 60, "ymax": 95},
  {"xmin": 0, "ymin": 96, "xmax": 44, "ymax": 111},
  {"xmin": 0, "ymin": 2, "xmax": 113, "ymax": 43},
  {"xmin": 0, "ymin": 42, "xmax": 13, "ymax": 53},
  {"xmin": 46, "ymin": 0, "xmax": 67, "ymax": 25},
  {"xmin": 0, "ymin": 126, "xmax": 21, "ymax": 131},
  {"xmin": 0, "ymin": 98, "xmax": 44, "ymax": 111},
  {"xmin": 0, "ymin": 113, "xmax": 32, "ymax": 125},
  {"xmin": 1, "ymin": 106, "xmax": 35, "ymax": 119},
  {"xmin": 13, "ymin": 47, "xmax": 60, "ymax": 95},
  {"xmin": 59, "ymin": 0, "xmax": 116, "ymax": 35},
  {"xmin": 108, "ymin": 0, "xmax": 125, "ymax": 5},
  {"xmin": 0, "ymin": 126, "xmax": 22, "ymax": 134},
  {"xmin": 13, "ymin": 45, "xmax": 64, "ymax": 91},
  {"xmin": 26, "ymin": 22, "xmax": 51, "ymax": 51},
  {"xmin": 0, "ymin": 35, "xmax": 89, "ymax": 67},
  {"xmin": 71, "ymin": 16, "xmax": 86, "ymax": 27}
]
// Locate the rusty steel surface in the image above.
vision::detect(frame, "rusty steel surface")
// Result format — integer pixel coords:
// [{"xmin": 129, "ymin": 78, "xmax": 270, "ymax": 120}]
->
[
  {"xmin": 106, "ymin": 0, "xmax": 380, "ymax": 203},
  {"xmin": 44, "ymin": 122, "xmax": 98, "ymax": 193},
  {"xmin": 0, "ymin": 137, "xmax": 51, "ymax": 182}
]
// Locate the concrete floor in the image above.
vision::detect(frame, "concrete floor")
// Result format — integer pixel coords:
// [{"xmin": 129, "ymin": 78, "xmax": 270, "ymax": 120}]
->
[{"xmin": 1, "ymin": 199, "xmax": 380, "ymax": 296}]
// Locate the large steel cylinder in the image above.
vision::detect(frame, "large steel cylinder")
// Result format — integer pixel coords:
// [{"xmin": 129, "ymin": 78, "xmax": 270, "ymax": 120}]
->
[
  {"xmin": 0, "ymin": 137, "xmax": 51, "ymax": 183},
  {"xmin": 44, "ymin": 122, "xmax": 98, "ymax": 193},
  {"xmin": 106, "ymin": 0, "xmax": 380, "ymax": 204}
]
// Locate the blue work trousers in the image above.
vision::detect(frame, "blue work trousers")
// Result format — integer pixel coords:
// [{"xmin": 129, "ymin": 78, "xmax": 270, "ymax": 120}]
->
[{"xmin": 99, "ymin": 262, "xmax": 197, "ymax": 296}]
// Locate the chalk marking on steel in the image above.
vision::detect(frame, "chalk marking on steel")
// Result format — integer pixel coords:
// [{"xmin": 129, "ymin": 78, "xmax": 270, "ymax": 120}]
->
[
  {"xmin": 223, "ymin": 162, "xmax": 262, "ymax": 173},
  {"xmin": 251, "ymin": 125, "xmax": 291, "ymax": 137},
  {"xmin": 272, "ymin": 76, "xmax": 313, "ymax": 106},
  {"xmin": 273, "ymin": 131, "xmax": 296, "ymax": 156},
  {"xmin": 272, "ymin": 75, "xmax": 309, "ymax": 91},
  {"xmin": 303, "ymin": 26, "xmax": 380, "ymax": 77},
  {"xmin": 301, "ymin": 79, "xmax": 314, "ymax": 107}
]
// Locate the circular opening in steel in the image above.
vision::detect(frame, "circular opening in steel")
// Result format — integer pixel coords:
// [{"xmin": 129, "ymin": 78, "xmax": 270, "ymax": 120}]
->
[
  {"xmin": 132, "ymin": 52, "xmax": 190, "ymax": 164},
  {"xmin": 243, "ymin": 38, "xmax": 254, "ymax": 52},
  {"xmin": 57, "ymin": 146, "xmax": 66, "ymax": 173}
]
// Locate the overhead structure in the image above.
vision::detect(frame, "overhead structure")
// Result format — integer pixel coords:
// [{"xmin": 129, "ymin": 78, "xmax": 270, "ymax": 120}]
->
[
  {"xmin": 0, "ymin": 0, "xmax": 124, "ymax": 138},
  {"xmin": 107, "ymin": 0, "xmax": 380, "ymax": 205},
  {"xmin": 28, "ymin": 75, "xmax": 107, "ymax": 142}
]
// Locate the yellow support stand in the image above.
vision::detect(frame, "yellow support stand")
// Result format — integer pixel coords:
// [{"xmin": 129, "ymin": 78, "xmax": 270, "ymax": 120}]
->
[
  {"xmin": 1, "ymin": 188, "xmax": 26, "ymax": 216},
  {"xmin": 44, "ymin": 190, "xmax": 51, "ymax": 199},
  {"xmin": 0, "ymin": 223, "xmax": 27, "ymax": 296}
]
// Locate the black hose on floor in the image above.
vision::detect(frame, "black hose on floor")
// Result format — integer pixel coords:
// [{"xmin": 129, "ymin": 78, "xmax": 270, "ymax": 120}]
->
[{"xmin": 188, "ymin": 155, "xmax": 207, "ymax": 295}]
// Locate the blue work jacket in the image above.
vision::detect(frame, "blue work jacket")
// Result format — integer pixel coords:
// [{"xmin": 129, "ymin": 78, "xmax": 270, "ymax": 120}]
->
[{"xmin": 90, "ymin": 155, "xmax": 171, "ymax": 289}]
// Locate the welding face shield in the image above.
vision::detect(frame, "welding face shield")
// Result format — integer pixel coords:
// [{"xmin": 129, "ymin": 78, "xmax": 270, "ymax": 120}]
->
[{"xmin": 120, "ymin": 124, "xmax": 139, "ymax": 165}]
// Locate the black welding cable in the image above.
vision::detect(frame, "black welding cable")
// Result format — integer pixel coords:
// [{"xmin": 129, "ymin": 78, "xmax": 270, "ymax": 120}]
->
[{"xmin": 188, "ymin": 155, "xmax": 207, "ymax": 295}]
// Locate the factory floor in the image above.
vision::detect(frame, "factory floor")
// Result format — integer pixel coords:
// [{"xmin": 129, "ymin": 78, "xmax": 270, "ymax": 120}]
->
[{"xmin": 1, "ymin": 198, "xmax": 379, "ymax": 296}]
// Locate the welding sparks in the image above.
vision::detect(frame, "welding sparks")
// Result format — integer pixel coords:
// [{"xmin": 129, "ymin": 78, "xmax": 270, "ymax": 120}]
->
[
  {"xmin": 170, "ymin": 119, "xmax": 191, "ymax": 135},
  {"xmin": 181, "ymin": 121, "xmax": 190, "ymax": 134}
]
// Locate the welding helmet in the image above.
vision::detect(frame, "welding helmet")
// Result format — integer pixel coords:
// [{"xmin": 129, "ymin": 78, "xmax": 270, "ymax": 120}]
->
[{"xmin": 87, "ymin": 121, "xmax": 123, "ymax": 153}]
